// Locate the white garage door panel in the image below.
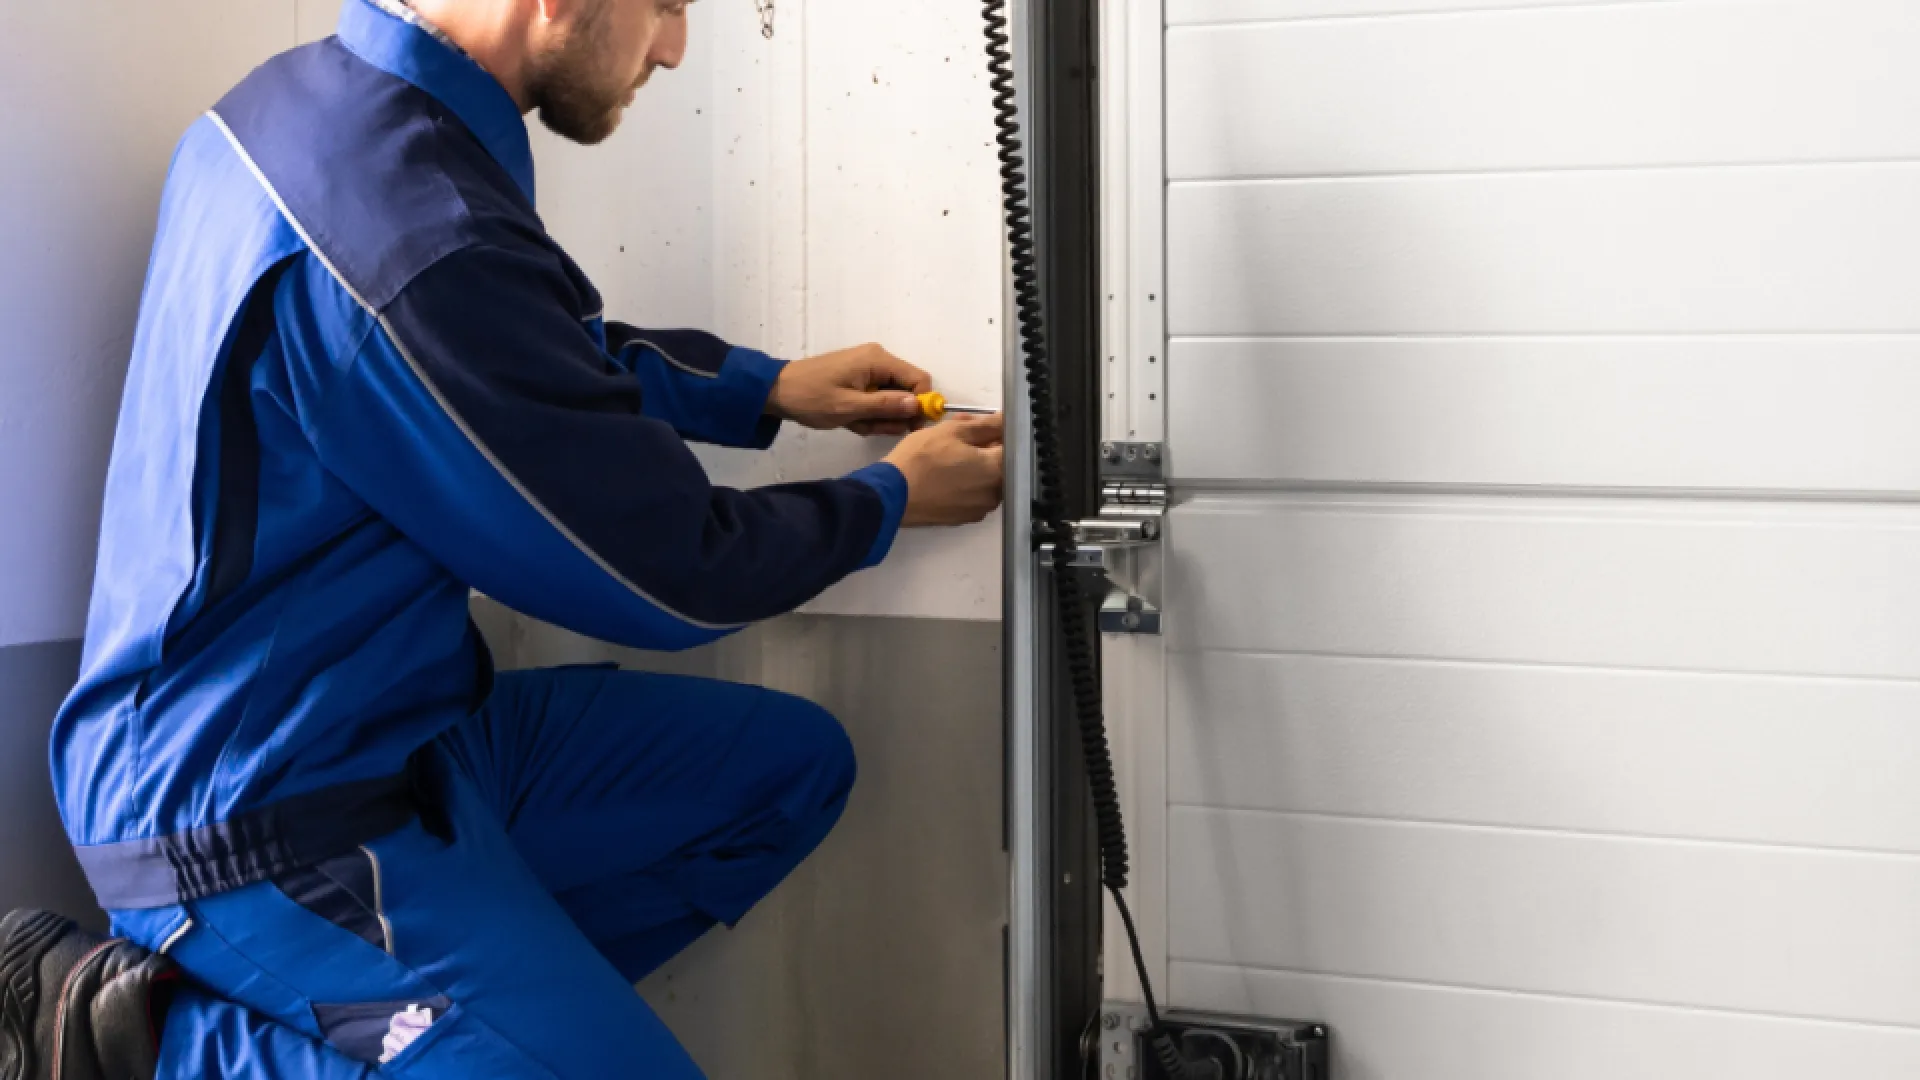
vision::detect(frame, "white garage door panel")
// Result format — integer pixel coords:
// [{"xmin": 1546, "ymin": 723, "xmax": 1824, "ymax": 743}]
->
[
  {"xmin": 1168, "ymin": 2, "xmax": 1920, "ymax": 180},
  {"xmin": 1172, "ymin": 964, "xmax": 1920, "ymax": 1080},
  {"xmin": 1168, "ymin": 338, "xmax": 1920, "ymax": 491},
  {"xmin": 1168, "ymin": 0, "xmax": 1631, "ymax": 25},
  {"xmin": 1169, "ymin": 652, "xmax": 1920, "ymax": 853},
  {"xmin": 1169, "ymin": 809, "xmax": 1920, "ymax": 1026},
  {"xmin": 1169, "ymin": 496, "xmax": 1920, "ymax": 677},
  {"xmin": 1167, "ymin": 166, "xmax": 1920, "ymax": 336},
  {"xmin": 1148, "ymin": 0, "xmax": 1920, "ymax": 1063}
]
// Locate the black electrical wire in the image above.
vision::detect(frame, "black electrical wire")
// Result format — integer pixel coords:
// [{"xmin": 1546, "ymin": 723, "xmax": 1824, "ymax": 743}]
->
[{"xmin": 980, "ymin": 2, "xmax": 1189, "ymax": 1076}]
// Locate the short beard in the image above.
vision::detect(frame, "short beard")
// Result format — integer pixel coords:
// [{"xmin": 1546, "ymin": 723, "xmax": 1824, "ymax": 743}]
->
[{"xmin": 526, "ymin": 1, "xmax": 631, "ymax": 146}]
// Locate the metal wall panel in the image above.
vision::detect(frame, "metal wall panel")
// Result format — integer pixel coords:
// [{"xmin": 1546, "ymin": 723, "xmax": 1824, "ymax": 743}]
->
[
  {"xmin": 1169, "ymin": 167, "xmax": 1920, "ymax": 338},
  {"xmin": 1170, "ymin": 808, "xmax": 1920, "ymax": 1025},
  {"xmin": 483, "ymin": 603, "xmax": 1008, "ymax": 1080},
  {"xmin": 1169, "ymin": 338, "xmax": 1920, "ymax": 491},
  {"xmin": 1168, "ymin": 2, "xmax": 1920, "ymax": 179},
  {"xmin": 1172, "ymin": 963, "xmax": 1920, "ymax": 1080},
  {"xmin": 1168, "ymin": 0, "xmax": 1619, "ymax": 24}
]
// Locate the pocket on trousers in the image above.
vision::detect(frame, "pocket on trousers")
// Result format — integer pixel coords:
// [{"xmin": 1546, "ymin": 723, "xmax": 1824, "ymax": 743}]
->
[
  {"xmin": 375, "ymin": 1001, "xmax": 561, "ymax": 1079},
  {"xmin": 312, "ymin": 995, "xmax": 453, "ymax": 1065},
  {"xmin": 271, "ymin": 848, "xmax": 391, "ymax": 954}
]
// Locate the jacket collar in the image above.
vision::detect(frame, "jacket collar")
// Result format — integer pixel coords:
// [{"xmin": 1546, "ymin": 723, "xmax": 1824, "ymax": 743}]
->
[{"xmin": 337, "ymin": 0, "xmax": 537, "ymax": 204}]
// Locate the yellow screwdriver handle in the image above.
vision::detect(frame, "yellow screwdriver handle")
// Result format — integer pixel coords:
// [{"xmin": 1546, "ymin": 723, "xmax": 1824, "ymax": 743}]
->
[{"xmin": 916, "ymin": 391, "xmax": 948, "ymax": 422}]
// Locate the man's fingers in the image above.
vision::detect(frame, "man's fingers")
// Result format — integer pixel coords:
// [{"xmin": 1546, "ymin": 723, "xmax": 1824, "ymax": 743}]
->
[
  {"xmin": 866, "ymin": 347, "xmax": 933, "ymax": 394},
  {"xmin": 981, "ymin": 444, "xmax": 1006, "ymax": 482},
  {"xmin": 950, "ymin": 412, "xmax": 1006, "ymax": 447},
  {"xmin": 840, "ymin": 388, "xmax": 924, "ymax": 422}
]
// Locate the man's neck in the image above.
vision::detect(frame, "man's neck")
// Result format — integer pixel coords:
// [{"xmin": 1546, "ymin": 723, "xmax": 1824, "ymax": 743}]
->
[
  {"xmin": 370, "ymin": 0, "xmax": 462, "ymax": 52},
  {"xmin": 387, "ymin": 0, "xmax": 538, "ymax": 114}
]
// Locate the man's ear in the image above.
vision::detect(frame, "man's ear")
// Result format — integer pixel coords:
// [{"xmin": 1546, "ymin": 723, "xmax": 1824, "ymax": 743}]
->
[{"xmin": 531, "ymin": 0, "xmax": 573, "ymax": 27}]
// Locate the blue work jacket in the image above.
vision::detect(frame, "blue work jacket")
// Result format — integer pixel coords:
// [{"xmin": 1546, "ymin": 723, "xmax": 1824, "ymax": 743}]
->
[{"xmin": 53, "ymin": 0, "xmax": 907, "ymax": 853}]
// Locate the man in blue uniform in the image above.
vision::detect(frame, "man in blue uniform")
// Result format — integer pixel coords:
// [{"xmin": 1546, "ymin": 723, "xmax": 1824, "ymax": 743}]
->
[{"xmin": 0, "ymin": 0, "xmax": 1005, "ymax": 1076}]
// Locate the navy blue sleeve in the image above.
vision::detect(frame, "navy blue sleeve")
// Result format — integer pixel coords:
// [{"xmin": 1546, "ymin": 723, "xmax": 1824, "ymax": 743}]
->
[
  {"xmin": 309, "ymin": 241, "xmax": 907, "ymax": 651},
  {"xmin": 603, "ymin": 324, "xmax": 786, "ymax": 450}
]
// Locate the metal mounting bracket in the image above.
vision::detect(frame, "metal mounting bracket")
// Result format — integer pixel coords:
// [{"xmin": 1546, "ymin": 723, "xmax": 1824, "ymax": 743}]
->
[
  {"xmin": 1039, "ymin": 443, "xmax": 1167, "ymax": 634},
  {"xmin": 1099, "ymin": 440, "xmax": 1163, "ymax": 479}
]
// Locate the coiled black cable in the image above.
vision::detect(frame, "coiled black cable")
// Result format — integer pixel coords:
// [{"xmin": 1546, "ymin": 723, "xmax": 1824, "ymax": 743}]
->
[{"xmin": 980, "ymin": 1, "xmax": 1188, "ymax": 1075}]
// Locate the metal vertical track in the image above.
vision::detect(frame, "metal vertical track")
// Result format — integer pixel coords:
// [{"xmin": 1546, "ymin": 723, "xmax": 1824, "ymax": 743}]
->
[
  {"xmin": 997, "ymin": 0, "xmax": 1108, "ymax": 1073},
  {"xmin": 1004, "ymin": 0, "xmax": 1049, "ymax": 1068},
  {"xmin": 1032, "ymin": 0, "xmax": 1106, "ymax": 1073}
]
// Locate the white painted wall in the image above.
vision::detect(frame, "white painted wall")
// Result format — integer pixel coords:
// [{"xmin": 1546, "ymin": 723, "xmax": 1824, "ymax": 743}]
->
[
  {"xmin": 536, "ymin": 0, "xmax": 1006, "ymax": 621},
  {"xmin": 1141, "ymin": 1, "xmax": 1920, "ymax": 1075}
]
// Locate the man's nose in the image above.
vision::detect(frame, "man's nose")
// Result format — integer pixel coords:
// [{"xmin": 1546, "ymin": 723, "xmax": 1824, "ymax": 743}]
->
[{"xmin": 652, "ymin": 16, "xmax": 688, "ymax": 70}]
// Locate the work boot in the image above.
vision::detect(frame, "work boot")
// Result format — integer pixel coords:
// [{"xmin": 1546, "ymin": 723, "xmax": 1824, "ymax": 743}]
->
[{"xmin": 0, "ymin": 910, "xmax": 177, "ymax": 1080}]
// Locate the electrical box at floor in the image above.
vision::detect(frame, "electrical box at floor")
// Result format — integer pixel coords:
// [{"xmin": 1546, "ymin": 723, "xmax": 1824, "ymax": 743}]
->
[{"xmin": 1100, "ymin": 1004, "xmax": 1330, "ymax": 1080}]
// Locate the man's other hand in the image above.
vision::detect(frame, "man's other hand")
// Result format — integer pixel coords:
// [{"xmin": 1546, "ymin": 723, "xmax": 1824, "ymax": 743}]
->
[
  {"xmin": 767, "ymin": 344, "xmax": 933, "ymax": 435},
  {"xmin": 884, "ymin": 414, "xmax": 1006, "ymax": 527}
]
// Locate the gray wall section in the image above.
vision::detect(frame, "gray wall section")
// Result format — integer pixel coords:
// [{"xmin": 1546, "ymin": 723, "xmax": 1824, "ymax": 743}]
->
[
  {"xmin": 0, "ymin": 640, "xmax": 102, "ymax": 928},
  {"xmin": 474, "ymin": 600, "xmax": 1007, "ymax": 1080}
]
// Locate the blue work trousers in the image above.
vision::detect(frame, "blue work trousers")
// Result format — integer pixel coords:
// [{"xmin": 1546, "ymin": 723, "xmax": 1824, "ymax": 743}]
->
[{"xmin": 111, "ymin": 666, "xmax": 856, "ymax": 1078}]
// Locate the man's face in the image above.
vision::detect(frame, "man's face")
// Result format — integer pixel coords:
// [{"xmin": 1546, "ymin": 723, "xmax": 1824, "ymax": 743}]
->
[{"xmin": 528, "ymin": 0, "xmax": 690, "ymax": 146}]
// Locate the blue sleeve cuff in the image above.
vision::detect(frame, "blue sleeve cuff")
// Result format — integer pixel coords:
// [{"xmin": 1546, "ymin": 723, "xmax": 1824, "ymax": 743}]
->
[
  {"xmin": 626, "ymin": 337, "xmax": 787, "ymax": 448},
  {"xmin": 720, "ymin": 346, "xmax": 787, "ymax": 450},
  {"xmin": 847, "ymin": 461, "xmax": 909, "ymax": 569}
]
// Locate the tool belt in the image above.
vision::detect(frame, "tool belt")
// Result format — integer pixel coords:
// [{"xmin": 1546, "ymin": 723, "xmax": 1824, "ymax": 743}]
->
[{"xmin": 73, "ymin": 759, "xmax": 444, "ymax": 912}]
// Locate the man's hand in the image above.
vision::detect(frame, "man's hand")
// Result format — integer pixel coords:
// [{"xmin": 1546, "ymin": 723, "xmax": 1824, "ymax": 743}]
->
[
  {"xmin": 884, "ymin": 414, "xmax": 1006, "ymax": 527},
  {"xmin": 767, "ymin": 343, "xmax": 933, "ymax": 436}
]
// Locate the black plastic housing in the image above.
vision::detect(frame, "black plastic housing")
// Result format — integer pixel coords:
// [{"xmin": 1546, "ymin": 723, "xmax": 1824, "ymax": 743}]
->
[{"xmin": 1141, "ymin": 1012, "xmax": 1332, "ymax": 1080}]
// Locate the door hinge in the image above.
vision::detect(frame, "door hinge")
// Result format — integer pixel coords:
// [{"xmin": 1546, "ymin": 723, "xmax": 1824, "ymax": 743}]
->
[{"xmin": 1038, "ymin": 443, "xmax": 1165, "ymax": 633}]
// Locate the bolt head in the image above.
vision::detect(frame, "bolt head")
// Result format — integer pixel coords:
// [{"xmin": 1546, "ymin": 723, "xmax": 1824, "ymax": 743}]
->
[
  {"xmin": 1104, "ymin": 1013, "xmax": 1121, "ymax": 1030},
  {"xmin": 1102, "ymin": 442, "xmax": 1118, "ymax": 461},
  {"xmin": 1144, "ymin": 444, "xmax": 1161, "ymax": 461},
  {"xmin": 1125, "ymin": 445, "xmax": 1139, "ymax": 460},
  {"xmin": 1121, "ymin": 613, "xmax": 1141, "ymax": 629}
]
